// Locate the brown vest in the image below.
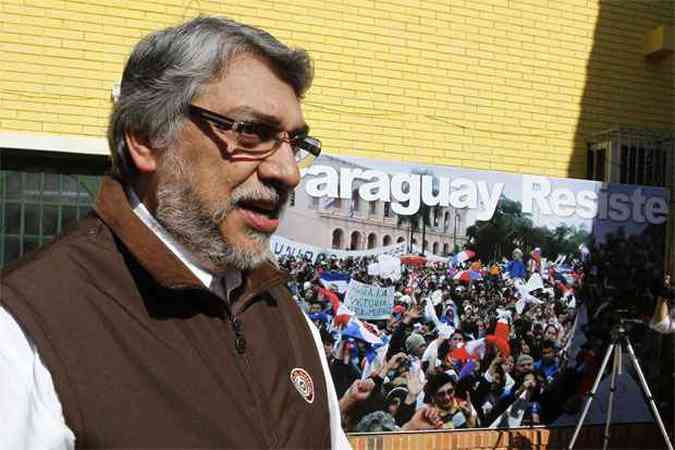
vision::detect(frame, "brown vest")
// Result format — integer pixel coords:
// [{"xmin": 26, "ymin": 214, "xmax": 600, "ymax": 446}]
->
[{"xmin": 1, "ymin": 177, "xmax": 331, "ymax": 449}]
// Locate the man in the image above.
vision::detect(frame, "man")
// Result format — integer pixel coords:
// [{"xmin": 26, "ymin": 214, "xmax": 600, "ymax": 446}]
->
[
  {"xmin": 506, "ymin": 248, "xmax": 527, "ymax": 280},
  {"xmin": 473, "ymin": 358, "xmax": 507, "ymax": 423},
  {"xmin": 533, "ymin": 340, "xmax": 560, "ymax": 384},
  {"xmin": 491, "ymin": 370, "xmax": 542, "ymax": 427},
  {"xmin": 401, "ymin": 372, "xmax": 477, "ymax": 430},
  {"xmin": 404, "ymin": 332, "xmax": 427, "ymax": 359},
  {"xmin": 0, "ymin": 17, "xmax": 350, "ymax": 450},
  {"xmin": 514, "ymin": 354, "xmax": 535, "ymax": 380}
]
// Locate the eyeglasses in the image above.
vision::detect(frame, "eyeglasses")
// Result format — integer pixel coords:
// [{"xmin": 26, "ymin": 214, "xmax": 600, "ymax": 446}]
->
[
  {"xmin": 436, "ymin": 388, "xmax": 454, "ymax": 398},
  {"xmin": 188, "ymin": 104, "xmax": 321, "ymax": 168}
]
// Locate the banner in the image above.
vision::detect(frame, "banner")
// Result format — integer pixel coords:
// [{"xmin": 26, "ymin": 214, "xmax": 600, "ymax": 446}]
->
[
  {"xmin": 270, "ymin": 235, "xmax": 409, "ymax": 264},
  {"xmin": 343, "ymin": 279, "xmax": 395, "ymax": 320},
  {"xmin": 274, "ymin": 153, "xmax": 670, "ymax": 432}
]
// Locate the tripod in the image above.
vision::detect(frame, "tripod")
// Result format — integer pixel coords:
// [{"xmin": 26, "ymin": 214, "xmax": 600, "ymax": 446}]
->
[{"xmin": 567, "ymin": 321, "xmax": 674, "ymax": 450}]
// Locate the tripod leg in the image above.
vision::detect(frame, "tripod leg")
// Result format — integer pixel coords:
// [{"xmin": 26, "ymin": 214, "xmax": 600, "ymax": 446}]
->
[
  {"xmin": 623, "ymin": 336, "xmax": 674, "ymax": 450},
  {"xmin": 567, "ymin": 341, "xmax": 617, "ymax": 450},
  {"xmin": 602, "ymin": 347, "xmax": 620, "ymax": 450}
]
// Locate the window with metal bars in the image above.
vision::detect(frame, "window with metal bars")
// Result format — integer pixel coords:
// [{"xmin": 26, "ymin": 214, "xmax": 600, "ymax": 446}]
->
[
  {"xmin": 588, "ymin": 129, "xmax": 673, "ymax": 187},
  {"xmin": 0, "ymin": 149, "xmax": 108, "ymax": 267},
  {"xmin": 619, "ymin": 143, "xmax": 668, "ymax": 186}
]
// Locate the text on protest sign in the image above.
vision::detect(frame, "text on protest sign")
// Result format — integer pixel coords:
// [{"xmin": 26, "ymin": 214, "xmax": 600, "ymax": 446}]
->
[{"xmin": 344, "ymin": 279, "xmax": 395, "ymax": 320}]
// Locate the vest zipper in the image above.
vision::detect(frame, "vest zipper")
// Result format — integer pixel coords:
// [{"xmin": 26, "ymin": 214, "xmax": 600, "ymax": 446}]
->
[
  {"xmin": 231, "ymin": 316, "xmax": 246, "ymax": 354},
  {"xmin": 171, "ymin": 275, "xmax": 289, "ymax": 447},
  {"xmin": 227, "ymin": 273, "xmax": 286, "ymax": 354},
  {"xmin": 226, "ymin": 280, "xmax": 289, "ymax": 448}
]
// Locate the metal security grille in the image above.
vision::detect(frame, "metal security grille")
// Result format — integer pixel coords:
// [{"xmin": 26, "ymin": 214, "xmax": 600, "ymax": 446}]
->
[
  {"xmin": 0, "ymin": 149, "xmax": 108, "ymax": 267},
  {"xmin": 588, "ymin": 128, "xmax": 674, "ymax": 186}
]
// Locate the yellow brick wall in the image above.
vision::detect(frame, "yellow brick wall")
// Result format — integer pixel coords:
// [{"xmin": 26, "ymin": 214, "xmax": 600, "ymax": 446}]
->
[{"xmin": 1, "ymin": 0, "xmax": 673, "ymax": 178}]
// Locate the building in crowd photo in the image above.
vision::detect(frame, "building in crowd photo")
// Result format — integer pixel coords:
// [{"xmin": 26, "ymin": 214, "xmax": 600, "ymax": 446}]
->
[{"xmin": 276, "ymin": 154, "xmax": 470, "ymax": 255}]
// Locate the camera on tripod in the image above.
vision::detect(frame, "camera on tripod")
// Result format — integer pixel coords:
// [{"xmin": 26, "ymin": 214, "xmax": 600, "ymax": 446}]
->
[
  {"xmin": 610, "ymin": 308, "xmax": 643, "ymax": 327},
  {"xmin": 567, "ymin": 307, "xmax": 674, "ymax": 450}
]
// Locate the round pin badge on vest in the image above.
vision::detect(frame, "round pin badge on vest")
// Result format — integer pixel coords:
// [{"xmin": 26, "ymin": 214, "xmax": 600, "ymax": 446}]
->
[{"xmin": 290, "ymin": 368, "xmax": 315, "ymax": 404}]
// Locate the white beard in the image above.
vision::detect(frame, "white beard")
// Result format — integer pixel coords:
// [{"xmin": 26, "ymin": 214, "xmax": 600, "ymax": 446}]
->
[{"xmin": 154, "ymin": 151, "xmax": 278, "ymax": 272}]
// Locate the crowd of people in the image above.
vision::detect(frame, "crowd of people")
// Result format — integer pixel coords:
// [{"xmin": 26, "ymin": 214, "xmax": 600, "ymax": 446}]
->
[{"xmin": 280, "ymin": 247, "xmax": 586, "ymax": 432}]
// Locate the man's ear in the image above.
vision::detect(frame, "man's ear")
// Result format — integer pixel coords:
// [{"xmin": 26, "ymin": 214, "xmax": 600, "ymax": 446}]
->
[{"xmin": 125, "ymin": 131, "xmax": 158, "ymax": 173}]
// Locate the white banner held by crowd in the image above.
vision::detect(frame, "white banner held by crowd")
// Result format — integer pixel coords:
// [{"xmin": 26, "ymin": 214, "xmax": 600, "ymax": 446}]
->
[
  {"xmin": 269, "ymin": 235, "xmax": 408, "ymax": 264},
  {"xmin": 344, "ymin": 279, "xmax": 395, "ymax": 320}
]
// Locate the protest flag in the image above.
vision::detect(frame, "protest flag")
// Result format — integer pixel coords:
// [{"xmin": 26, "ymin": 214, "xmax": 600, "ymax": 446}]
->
[
  {"xmin": 450, "ymin": 249, "xmax": 476, "ymax": 267},
  {"xmin": 360, "ymin": 335, "xmax": 390, "ymax": 380},
  {"xmin": 465, "ymin": 338, "xmax": 487, "ymax": 360},
  {"xmin": 320, "ymin": 287, "xmax": 352, "ymax": 328},
  {"xmin": 458, "ymin": 359, "xmax": 477, "ymax": 381},
  {"xmin": 342, "ymin": 318, "xmax": 383, "ymax": 346},
  {"xmin": 514, "ymin": 279, "xmax": 544, "ymax": 314},
  {"xmin": 453, "ymin": 269, "xmax": 482, "ymax": 284},
  {"xmin": 319, "ymin": 271, "xmax": 351, "ymax": 294}
]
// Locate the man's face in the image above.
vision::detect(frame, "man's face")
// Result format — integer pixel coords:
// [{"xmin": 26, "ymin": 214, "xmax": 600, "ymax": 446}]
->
[
  {"xmin": 541, "ymin": 346, "xmax": 555, "ymax": 363},
  {"xmin": 154, "ymin": 55, "xmax": 303, "ymax": 271},
  {"xmin": 412, "ymin": 342, "xmax": 426, "ymax": 358},
  {"xmin": 433, "ymin": 382, "xmax": 455, "ymax": 410},
  {"xmin": 516, "ymin": 359, "xmax": 533, "ymax": 374}
]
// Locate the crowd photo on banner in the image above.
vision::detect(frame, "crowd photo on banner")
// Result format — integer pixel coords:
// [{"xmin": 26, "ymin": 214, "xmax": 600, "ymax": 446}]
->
[
  {"xmin": 275, "ymin": 156, "xmax": 671, "ymax": 433},
  {"xmin": 282, "ymin": 246, "xmax": 580, "ymax": 432}
]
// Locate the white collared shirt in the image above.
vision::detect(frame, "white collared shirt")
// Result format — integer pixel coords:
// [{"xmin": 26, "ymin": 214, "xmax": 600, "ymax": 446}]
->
[{"xmin": 0, "ymin": 192, "xmax": 351, "ymax": 450}]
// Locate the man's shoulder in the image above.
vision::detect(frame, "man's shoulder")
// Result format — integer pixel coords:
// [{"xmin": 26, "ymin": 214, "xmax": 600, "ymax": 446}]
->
[{"xmin": 1, "ymin": 215, "xmax": 117, "ymax": 292}]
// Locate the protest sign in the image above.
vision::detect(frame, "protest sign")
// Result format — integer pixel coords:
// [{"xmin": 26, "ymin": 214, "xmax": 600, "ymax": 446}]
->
[
  {"xmin": 344, "ymin": 279, "xmax": 395, "ymax": 320},
  {"xmin": 526, "ymin": 273, "xmax": 544, "ymax": 292}
]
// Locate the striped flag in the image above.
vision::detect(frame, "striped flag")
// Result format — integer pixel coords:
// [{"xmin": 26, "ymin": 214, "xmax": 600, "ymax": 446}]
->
[
  {"xmin": 450, "ymin": 250, "xmax": 476, "ymax": 267},
  {"xmin": 319, "ymin": 271, "xmax": 351, "ymax": 294},
  {"xmin": 320, "ymin": 287, "xmax": 352, "ymax": 328},
  {"xmin": 342, "ymin": 319, "xmax": 383, "ymax": 346},
  {"xmin": 453, "ymin": 269, "xmax": 482, "ymax": 284}
]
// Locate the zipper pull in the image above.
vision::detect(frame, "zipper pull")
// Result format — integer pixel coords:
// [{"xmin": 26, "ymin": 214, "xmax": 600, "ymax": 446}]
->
[{"xmin": 232, "ymin": 317, "xmax": 247, "ymax": 354}]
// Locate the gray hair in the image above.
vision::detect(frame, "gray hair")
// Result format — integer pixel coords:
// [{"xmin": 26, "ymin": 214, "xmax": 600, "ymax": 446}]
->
[{"xmin": 108, "ymin": 16, "xmax": 313, "ymax": 182}]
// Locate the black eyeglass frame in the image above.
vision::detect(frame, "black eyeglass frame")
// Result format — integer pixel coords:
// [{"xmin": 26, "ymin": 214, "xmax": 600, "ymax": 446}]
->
[{"xmin": 188, "ymin": 104, "xmax": 321, "ymax": 161}]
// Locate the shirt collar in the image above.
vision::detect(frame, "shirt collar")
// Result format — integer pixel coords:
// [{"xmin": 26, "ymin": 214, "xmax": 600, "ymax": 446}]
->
[{"xmin": 126, "ymin": 188, "xmax": 241, "ymax": 301}]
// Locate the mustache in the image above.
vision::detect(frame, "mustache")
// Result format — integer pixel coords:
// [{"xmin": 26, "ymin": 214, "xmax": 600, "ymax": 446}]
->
[
  {"xmin": 230, "ymin": 183, "xmax": 290, "ymax": 211},
  {"xmin": 209, "ymin": 183, "xmax": 290, "ymax": 225}
]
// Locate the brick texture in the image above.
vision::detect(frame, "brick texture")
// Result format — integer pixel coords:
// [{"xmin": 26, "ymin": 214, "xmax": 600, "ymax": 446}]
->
[{"xmin": 0, "ymin": 0, "xmax": 673, "ymax": 178}]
